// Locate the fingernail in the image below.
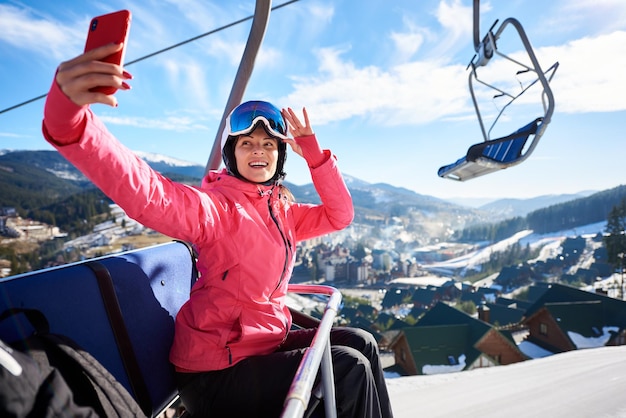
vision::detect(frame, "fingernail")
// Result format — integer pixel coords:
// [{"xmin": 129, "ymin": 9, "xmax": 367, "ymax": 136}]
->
[
  {"xmin": 123, "ymin": 71, "xmax": 133, "ymax": 79},
  {"xmin": 121, "ymin": 82, "xmax": 131, "ymax": 90}
]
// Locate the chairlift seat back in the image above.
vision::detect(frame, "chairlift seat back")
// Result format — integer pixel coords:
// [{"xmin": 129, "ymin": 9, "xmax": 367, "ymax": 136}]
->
[{"xmin": 0, "ymin": 241, "xmax": 196, "ymax": 417}]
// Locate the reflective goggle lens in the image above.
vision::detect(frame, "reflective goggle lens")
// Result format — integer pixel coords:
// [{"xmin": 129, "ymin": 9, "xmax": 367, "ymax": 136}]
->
[{"xmin": 227, "ymin": 101, "xmax": 288, "ymax": 140}]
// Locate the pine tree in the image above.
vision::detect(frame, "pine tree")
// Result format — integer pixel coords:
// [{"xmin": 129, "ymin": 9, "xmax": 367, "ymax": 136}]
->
[{"xmin": 604, "ymin": 197, "xmax": 626, "ymax": 298}]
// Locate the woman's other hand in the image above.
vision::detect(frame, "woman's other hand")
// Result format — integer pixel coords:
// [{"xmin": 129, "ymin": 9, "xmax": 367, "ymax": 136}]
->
[
  {"xmin": 282, "ymin": 107, "xmax": 313, "ymax": 139},
  {"xmin": 281, "ymin": 107, "xmax": 326, "ymax": 167},
  {"xmin": 282, "ymin": 107, "xmax": 313, "ymax": 158}
]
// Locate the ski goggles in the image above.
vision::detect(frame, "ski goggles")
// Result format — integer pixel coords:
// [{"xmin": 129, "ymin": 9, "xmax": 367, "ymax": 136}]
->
[{"xmin": 226, "ymin": 101, "xmax": 289, "ymax": 140}]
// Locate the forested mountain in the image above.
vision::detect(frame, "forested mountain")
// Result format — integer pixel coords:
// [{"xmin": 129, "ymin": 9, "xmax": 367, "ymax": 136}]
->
[
  {"xmin": 477, "ymin": 191, "xmax": 597, "ymax": 218},
  {"xmin": 33, "ymin": 189, "xmax": 112, "ymax": 237},
  {"xmin": 526, "ymin": 186, "xmax": 626, "ymax": 233},
  {"xmin": 455, "ymin": 185, "xmax": 626, "ymax": 242},
  {"xmin": 0, "ymin": 151, "xmax": 86, "ymax": 211}
]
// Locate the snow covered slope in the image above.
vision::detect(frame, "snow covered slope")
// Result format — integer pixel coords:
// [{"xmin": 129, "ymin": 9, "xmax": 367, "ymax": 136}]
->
[{"xmin": 387, "ymin": 345, "xmax": 626, "ymax": 417}]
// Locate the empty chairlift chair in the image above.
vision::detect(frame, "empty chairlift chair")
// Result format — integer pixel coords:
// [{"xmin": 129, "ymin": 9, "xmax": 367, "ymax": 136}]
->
[{"xmin": 438, "ymin": 3, "xmax": 558, "ymax": 182}]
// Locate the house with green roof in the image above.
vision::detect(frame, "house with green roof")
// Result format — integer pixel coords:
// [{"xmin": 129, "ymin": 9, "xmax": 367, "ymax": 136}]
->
[
  {"xmin": 480, "ymin": 302, "xmax": 525, "ymax": 327},
  {"xmin": 522, "ymin": 283, "xmax": 626, "ymax": 353},
  {"xmin": 411, "ymin": 287, "xmax": 440, "ymax": 309},
  {"xmin": 381, "ymin": 287, "xmax": 413, "ymax": 309},
  {"xmin": 388, "ymin": 302, "xmax": 526, "ymax": 375},
  {"xmin": 496, "ymin": 296, "xmax": 532, "ymax": 310}
]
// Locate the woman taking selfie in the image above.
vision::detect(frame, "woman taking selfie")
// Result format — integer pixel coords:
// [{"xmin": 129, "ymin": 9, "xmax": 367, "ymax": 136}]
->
[{"xmin": 42, "ymin": 41, "xmax": 393, "ymax": 418}]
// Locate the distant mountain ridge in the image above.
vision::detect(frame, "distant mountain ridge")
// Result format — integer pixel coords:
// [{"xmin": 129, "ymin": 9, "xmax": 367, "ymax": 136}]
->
[
  {"xmin": 0, "ymin": 149, "xmax": 619, "ymax": 240},
  {"xmin": 132, "ymin": 151, "xmax": 207, "ymax": 179},
  {"xmin": 477, "ymin": 192, "xmax": 598, "ymax": 218},
  {"xmin": 69, "ymin": 150, "xmax": 604, "ymax": 217}
]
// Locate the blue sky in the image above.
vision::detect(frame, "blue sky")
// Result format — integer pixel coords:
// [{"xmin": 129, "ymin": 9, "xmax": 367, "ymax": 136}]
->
[{"xmin": 1, "ymin": 0, "xmax": 625, "ymax": 200}]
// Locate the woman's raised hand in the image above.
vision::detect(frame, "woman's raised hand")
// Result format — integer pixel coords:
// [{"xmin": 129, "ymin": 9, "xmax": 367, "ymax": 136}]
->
[
  {"xmin": 281, "ymin": 107, "xmax": 314, "ymax": 158},
  {"xmin": 55, "ymin": 42, "xmax": 132, "ymax": 108},
  {"xmin": 281, "ymin": 107, "xmax": 326, "ymax": 167},
  {"xmin": 282, "ymin": 107, "xmax": 313, "ymax": 138}
]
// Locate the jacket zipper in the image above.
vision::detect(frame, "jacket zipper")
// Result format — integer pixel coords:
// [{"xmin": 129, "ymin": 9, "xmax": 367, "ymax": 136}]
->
[
  {"xmin": 224, "ymin": 190, "xmax": 290, "ymax": 365},
  {"xmin": 267, "ymin": 193, "xmax": 290, "ymax": 300}
]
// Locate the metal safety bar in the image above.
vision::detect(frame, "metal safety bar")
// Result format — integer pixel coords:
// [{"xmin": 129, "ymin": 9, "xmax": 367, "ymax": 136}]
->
[{"xmin": 281, "ymin": 285, "xmax": 342, "ymax": 418}]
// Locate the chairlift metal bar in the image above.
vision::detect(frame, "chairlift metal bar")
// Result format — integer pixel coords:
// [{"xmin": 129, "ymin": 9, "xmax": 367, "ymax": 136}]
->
[
  {"xmin": 473, "ymin": 0, "xmax": 481, "ymax": 53},
  {"xmin": 490, "ymin": 62, "xmax": 559, "ymax": 142},
  {"xmin": 319, "ymin": 339, "xmax": 336, "ymax": 416},
  {"xmin": 281, "ymin": 284, "xmax": 341, "ymax": 418},
  {"xmin": 540, "ymin": 61, "xmax": 559, "ymax": 114},
  {"xmin": 471, "ymin": 0, "xmax": 497, "ymax": 67},
  {"xmin": 205, "ymin": 0, "xmax": 272, "ymax": 174},
  {"xmin": 468, "ymin": 17, "xmax": 557, "ymax": 148}
]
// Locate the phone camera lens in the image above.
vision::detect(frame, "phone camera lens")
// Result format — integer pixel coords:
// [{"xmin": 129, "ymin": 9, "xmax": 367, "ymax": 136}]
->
[{"xmin": 90, "ymin": 19, "xmax": 98, "ymax": 31}]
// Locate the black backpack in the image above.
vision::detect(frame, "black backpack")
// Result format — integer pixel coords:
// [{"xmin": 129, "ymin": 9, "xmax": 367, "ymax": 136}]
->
[{"xmin": 0, "ymin": 308, "xmax": 146, "ymax": 417}]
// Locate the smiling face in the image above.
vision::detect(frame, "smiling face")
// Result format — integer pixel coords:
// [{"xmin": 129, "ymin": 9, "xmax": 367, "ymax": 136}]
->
[{"xmin": 234, "ymin": 125, "xmax": 280, "ymax": 184}]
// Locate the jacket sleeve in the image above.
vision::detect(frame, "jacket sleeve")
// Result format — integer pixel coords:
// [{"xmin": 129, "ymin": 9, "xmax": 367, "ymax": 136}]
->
[
  {"xmin": 42, "ymin": 83, "xmax": 219, "ymax": 243},
  {"xmin": 290, "ymin": 149, "xmax": 354, "ymax": 242}
]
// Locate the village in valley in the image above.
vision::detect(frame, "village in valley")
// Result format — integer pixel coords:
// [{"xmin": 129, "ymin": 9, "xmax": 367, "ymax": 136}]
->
[{"xmin": 3, "ymin": 201, "xmax": 625, "ymax": 380}]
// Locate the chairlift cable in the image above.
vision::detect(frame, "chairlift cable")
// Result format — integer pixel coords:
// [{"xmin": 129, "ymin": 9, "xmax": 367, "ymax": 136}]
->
[{"xmin": 0, "ymin": 0, "xmax": 301, "ymax": 116}]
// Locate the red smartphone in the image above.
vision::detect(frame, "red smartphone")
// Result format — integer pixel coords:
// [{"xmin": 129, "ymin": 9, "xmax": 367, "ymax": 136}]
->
[{"xmin": 84, "ymin": 9, "xmax": 132, "ymax": 94}]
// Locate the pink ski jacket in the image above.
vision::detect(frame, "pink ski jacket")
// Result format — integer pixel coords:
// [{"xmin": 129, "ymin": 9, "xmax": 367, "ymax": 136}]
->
[{"xmin": 42, "ymin": 81, "xmax": 354, "ymax": 372}]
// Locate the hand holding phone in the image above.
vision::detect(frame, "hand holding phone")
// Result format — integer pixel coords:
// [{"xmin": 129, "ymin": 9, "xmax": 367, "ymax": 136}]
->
[{"xmin": 84, "ymin": 10, "xmax": 132, "ymax": 95}]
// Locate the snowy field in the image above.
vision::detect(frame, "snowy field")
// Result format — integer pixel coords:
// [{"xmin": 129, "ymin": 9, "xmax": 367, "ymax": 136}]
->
[
  {"xmin": 423, "ymin": 222, "xmax": 608, "ymax": 275},
  {"xmin": 386, "ymin": 345, "xmax": 626, "ymax": 417}
]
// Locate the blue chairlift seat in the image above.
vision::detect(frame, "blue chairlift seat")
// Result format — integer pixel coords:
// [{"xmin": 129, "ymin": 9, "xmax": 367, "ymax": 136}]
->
[{"xmin": 438, "ymin": 117, "xmax": 542, "ymax": 181}]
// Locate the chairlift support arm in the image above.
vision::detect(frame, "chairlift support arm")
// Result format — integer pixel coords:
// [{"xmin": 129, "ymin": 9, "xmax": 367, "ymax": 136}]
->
[{"xmin": 205, "ymin": 0, "xmax": 272, "ymax": 175}]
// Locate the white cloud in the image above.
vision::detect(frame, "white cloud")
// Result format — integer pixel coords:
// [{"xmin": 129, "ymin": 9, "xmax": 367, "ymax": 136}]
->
[
  {"xmin": 281, "ymin": 25, "xmax": 626, "ymax": 128},
  {"xmin": 390, "ymin": 0, "xmax": 471, "ymax": 65},
  {"xmin": 553, "ymin": 0, "xmax": 626, "ymax": 34},
  {"xmin": 544, "ymin": 31, "xmax": 626, "ymax": 113},
  {"xmin": 162, "ymin": 0, "xmax": 222, "ymax": 32},
  {"xmin": 307, "ymin": 3, "xmax": 334, "ymax": 23},
  {"xmin": 161, "ymin": 58, "xmax": 212, "ymax": 108},
  {"xmin": 432, "ymin": 0, "xmax": 473, "ymax": 58},
  {"xmin": 283, "ymin": 47, "xmax": 471, "ymax": 126},
  {"xmin": 0, "ymin": 132, "xmax": 22, "ymax": 138},
  {"xmin": 194, "ymin": 35, "xmax": 281, "ymax": 70},
  {"xmin": 390, "ymin": 21, "xmax": 426, "ymax": 64},
  {"xmin": 0, "ymin": 4, "xmax": 84, "ymax": 60},
  {"xmin": 100, "ymin": 114, "xmax": 209, "ymax": 131}
]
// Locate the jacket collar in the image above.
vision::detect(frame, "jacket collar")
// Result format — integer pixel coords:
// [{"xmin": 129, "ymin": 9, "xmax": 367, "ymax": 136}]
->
[{"xmin": 202, "ymin": 168, "xmax": 276, "ymax": 197}]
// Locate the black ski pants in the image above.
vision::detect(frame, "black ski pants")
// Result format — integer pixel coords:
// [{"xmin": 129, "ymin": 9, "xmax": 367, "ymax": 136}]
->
[{"xmin": 176, "ymin": 326, "xmax": 394, "ymax": 418}]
